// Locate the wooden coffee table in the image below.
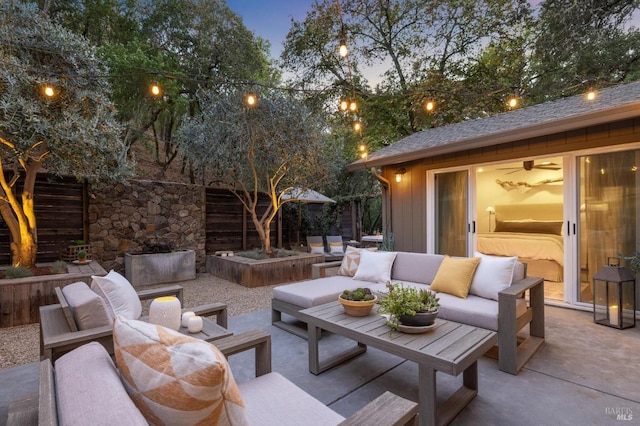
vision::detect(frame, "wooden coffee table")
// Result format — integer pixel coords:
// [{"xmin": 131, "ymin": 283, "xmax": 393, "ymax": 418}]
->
[{"xmin": 298, "ymin": 302, "xmax": 497, "ymax": 426}]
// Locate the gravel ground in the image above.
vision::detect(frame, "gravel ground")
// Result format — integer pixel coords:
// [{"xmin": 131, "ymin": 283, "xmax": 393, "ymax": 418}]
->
[{"xmin": 0, "ymin": 274, "xmax": 278, "ymax": 371}]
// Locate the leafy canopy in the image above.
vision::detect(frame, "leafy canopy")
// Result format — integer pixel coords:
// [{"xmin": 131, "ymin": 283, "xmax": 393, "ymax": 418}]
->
[{"xmin": 0, "ymin": 2, "xmax": 131, "ymax": 183}]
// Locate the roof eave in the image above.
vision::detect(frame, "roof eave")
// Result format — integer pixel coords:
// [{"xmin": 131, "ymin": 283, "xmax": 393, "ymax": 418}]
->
[{"xmin": 347, "ymin": 102, "xmax": 640, "ymax": 171}]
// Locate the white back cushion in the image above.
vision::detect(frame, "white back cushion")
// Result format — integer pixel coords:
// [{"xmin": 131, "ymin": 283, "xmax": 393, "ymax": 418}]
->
[
  {"xmin": 91, "ymin": 270, "xmax": 142, "ymax": 320},
  {"xmin": 469, "ymin": 253, "xmax": 517, "ymax": 301}
]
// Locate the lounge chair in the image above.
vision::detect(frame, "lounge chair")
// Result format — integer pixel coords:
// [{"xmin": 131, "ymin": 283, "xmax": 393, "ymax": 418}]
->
[
  {"xmin": 306, "ymin": 235, "xmax": 344, "ymax": 261},
  {"xmin": 39, "ymin": 271, "xmax": 227, "ymax": 362}
]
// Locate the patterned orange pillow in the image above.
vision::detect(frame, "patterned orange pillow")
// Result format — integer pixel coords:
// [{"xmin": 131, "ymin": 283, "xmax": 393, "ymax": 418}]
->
[{"xmin": 113, "ymin": 316, "xmax": 248, "ymax": 425}]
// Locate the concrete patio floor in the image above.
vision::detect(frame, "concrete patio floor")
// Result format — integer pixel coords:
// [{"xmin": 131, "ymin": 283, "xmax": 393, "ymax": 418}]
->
[{"xmin": 2, "ymin": 304, "xmax": 639, "ymax": 425}]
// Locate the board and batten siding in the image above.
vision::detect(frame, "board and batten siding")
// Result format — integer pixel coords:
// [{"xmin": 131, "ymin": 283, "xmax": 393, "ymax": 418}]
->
[{"xmin": 384, "ymin": 117, "xmax": 640, "ymax": 253}]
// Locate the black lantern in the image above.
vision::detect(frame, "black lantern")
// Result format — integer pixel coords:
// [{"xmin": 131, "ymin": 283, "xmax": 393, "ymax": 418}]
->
[{"xmin": 593, "ymin": 258, "xmax": 636, "ymax": 329}]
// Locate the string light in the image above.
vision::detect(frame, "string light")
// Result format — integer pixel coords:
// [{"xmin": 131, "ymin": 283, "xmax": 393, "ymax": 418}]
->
[
  {"xmin": 349, "ymin": 99, "xmax": 357, "ymax": 112},
  {"xmin": 339, "ymin": 98, "xmax": 349, "ymax": 111},
  {"xmin": 42, "ymin": 83, "xmax": 55, "ymax": 97},
  {"xmin": 339, "ymin": 36, "xmax": 348, "ymax": 57},
  {"xmin": 586, "ymin": 87, "xmax": 597, "ymax": 101},
  {"xmin": 353, "ymin": 119, "xmax": 362, "ymax": 133},
  {"xmin": 424, "ymin": 99, "xmax": 435, "ymax": 112},
  {"xmin": 150, "ymin": 81, "xmax": 161, "ymax": 97},
  {"xmin": 245, "ymin": 92, "xmax": 258, "ymax": 107},
  {"xmin": 506, "ymin": 86, "xmax": 519, "ymax": 109}
]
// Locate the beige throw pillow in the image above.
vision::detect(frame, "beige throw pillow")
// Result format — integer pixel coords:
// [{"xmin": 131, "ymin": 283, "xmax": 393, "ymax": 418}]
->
[
  {"xmin": 429, "ymin": 256, "xmax": 481, "ymax": 299},
  {"xmin": 113, "ymin": 316, "xmax": 248, "ymax": 426},
  {"xmin": 337, "ymin": 246, "xmax": 377, "ymax": 276},
  {"xmin": 91, "ymin": 270, "xmax": 142, "ymax": 320},
  {"xmin": 352, "ymin": 250, "xmax": 397, "ymax": 283},
  {"xmin": 309, "ymin": 243, "xmax": 325, "ymax": 254}
]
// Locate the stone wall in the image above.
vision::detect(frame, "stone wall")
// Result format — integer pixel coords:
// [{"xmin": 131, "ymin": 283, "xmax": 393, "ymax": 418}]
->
[{"xmin": 88, "ymin": 179, "xmax": 207, "ymax": 273}]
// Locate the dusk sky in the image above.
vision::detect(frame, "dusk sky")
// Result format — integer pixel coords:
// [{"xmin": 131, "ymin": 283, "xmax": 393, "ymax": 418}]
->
[{"xmin": 226, "ymin": 0, "xmax": 545, "ymax": 62}]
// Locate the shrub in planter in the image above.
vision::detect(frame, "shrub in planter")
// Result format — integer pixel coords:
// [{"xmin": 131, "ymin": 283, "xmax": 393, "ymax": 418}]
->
[{"xmin": 377, "ymin": 282, "xmax": 440, "ymax": 329}]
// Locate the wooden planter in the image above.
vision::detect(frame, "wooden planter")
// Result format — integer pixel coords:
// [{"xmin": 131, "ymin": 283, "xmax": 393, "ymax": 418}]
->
[
  {"xmin": 124, "ymin": 250, "xmax": 196, "ymax": 287},
  {"xmin": 0, "ymin": 261, "xmax": 107, "ymax": 328},
  {"xmin": 207, "ymin": 253, "xmax": 326, "ymax": 288}
]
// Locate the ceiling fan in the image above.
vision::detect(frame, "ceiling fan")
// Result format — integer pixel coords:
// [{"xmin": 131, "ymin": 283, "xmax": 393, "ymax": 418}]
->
[{"xmin": 497, "ymin": 160, "xmax": 561, "ymax": 174}]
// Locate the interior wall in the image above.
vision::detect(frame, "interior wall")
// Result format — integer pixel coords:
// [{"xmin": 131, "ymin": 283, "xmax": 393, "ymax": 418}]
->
[{"xmin": 475, "ymin": 165, "xmax": 564, "ymax": 233}]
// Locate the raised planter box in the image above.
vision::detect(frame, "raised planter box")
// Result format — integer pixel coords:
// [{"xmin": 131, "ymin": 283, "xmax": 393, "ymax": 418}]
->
[
  {"xmin": 124, "ymin": 250, "xmax": 196, "ymax": 287},
  {"xmin": 0, "ymin": 261, "xmax": 107, "ymax": 328},
  {"xmin": 207, "ymin": 253, "xmax": 326, "ymax": 288}
]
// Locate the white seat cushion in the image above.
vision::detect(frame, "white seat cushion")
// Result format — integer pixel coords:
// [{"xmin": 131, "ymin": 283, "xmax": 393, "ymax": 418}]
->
[
  {"xmin": 436, "ymin": 292, "xmax": 527, "ymax": 331},
  {"xmin": 239, "ymin": 372, "xmax": 344, "ymax": 426},
  {"xmin": 273, "ymin": 276, "xmax": 364, "ymax": 308}
]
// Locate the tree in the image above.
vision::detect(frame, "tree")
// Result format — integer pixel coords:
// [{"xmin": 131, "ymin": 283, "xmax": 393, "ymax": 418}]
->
[
  {"xmin": 0, "ymin": 3, "xmax": 131, "ymax": 267},
  {"xmin": 530, "ymin": 0, "xmax": 640, "ymax": 101},
  {"xmin": 282, "ymin": 0, "xmax": 534, "ymax": 151},
  {"xmin": 176, "ymin": 89, "xmax": 336, "ymax": 253}
]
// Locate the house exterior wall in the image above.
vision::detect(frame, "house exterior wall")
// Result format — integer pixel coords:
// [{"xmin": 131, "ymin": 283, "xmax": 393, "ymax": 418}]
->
[{"xmin": 384, "ymin": 117, "xmax": 640, "ymax": 253}]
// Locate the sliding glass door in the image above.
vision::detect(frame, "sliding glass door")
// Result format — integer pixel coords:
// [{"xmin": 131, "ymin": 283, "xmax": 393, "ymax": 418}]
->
[
  {"xmin": 578, "ymin": 149, "xmax": 639, "ymax": 307},
  {"xmin": 433, "ymin": 170, "xmax": 469, "ymax": 256}
]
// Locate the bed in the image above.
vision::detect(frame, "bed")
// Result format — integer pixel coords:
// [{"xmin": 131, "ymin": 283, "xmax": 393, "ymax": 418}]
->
[{"xmin": 477, "ymin": 203, "xmax": 565, "ymax": 282}]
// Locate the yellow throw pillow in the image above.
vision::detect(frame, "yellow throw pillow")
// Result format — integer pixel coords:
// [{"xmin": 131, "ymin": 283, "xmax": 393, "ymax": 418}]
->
[
  {"xmin": 113, "ymin": 316, "xmax": 248, "ymax": 426},
  {"xmin": 429, "ymin": 256, "xmax": 481, "ymax": 299}
]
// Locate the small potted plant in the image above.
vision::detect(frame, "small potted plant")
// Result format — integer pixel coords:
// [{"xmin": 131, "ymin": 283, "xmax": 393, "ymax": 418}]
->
[
  {"xmin": 377, "ymin": 282, "xmax": 440, "ymax": 330},
  {"xmin": 338, "ymin": 287, "xmax": 378, "ymax": 317},
  {"xmin": 77, "ymin": 250, "xmax": 88, "ymax": 263}
]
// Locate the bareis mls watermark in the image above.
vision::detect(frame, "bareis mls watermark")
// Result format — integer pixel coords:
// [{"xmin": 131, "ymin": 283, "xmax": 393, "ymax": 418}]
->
[{"xmin": 606, "ymin": 407, "xmax": 633, "ymax": 421}]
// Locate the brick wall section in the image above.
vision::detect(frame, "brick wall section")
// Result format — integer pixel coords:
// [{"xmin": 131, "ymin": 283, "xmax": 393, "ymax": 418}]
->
[{"xmin": 88, "ymin": 180, "xmax": 206, "ymax": 273}]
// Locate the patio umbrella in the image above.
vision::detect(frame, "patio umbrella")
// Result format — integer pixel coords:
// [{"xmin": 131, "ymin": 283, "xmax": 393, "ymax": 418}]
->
[{"xmin": 281, "ymin": 188, "xmax": 336, "ymax": 246}]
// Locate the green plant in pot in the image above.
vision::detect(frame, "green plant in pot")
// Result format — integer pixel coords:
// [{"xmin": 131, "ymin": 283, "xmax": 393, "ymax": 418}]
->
[
  {"xmin": 339, "ymin": 287, "xmax": 377, "ymax": 317},
  {"xmin": 77, "ymin": 250, "xmax": 88, "ymax": 262},
  {"xmin": 377, "ymin": 282, "xmax": 440, "ymax": 330}
]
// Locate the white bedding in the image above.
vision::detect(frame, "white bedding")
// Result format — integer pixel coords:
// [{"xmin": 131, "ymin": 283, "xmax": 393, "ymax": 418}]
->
[{"xmin": 477, "ymin": 232, "xmax": 564, "ymax": 266}]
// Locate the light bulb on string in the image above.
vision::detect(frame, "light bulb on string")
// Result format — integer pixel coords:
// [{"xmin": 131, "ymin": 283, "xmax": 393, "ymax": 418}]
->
[
  {"xmin": 353, "ymin": 119, "xmax": 362, "ymax": 133},
  {"xmin": 42, "ymin": 83, "xmax": 55, "ymax": 98},
  {"xmin": 424, "ymin": 99, "xmax": 435, "ymax": 112},
  {"xmin": 150, "ymin": 81, "xmax": 161, "ymax": 97},
  {"xmin": 245, "ymin": 92, "xmax": 257, "ymax": 107},
  {"xmin": 339, "ymin": 37, "xmax": 348, "ymax": 57},
  {"xmin": 586, "ymin": 87, "xmax": 597, "ymax": 101},
  {"xmin": 349, "ymin": 100, "xmax": 357, "ymax": 112},
  {"xmin": 339, "ymin": 98, "xmax": 348, "ymax": 112},
  {"xmin": 506, "ymin": 86, "xmax": 519, "ymax": 110}
]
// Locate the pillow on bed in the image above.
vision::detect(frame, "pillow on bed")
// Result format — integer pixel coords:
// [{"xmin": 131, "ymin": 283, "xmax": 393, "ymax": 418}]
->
[
  {"xmin": 494, "ymin": 219, "xmax": 563, "ymax": 235},
  {"xmin": 469, "ymin": 253, "xmax": 518, "ymax": 301}
]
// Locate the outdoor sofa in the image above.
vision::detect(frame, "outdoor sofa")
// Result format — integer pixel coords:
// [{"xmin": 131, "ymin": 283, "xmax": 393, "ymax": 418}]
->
[
  {"xmin": 36, "ymin": 326, "xmax": 419, "ymax": 425},
  {"xmin": 272, "ymin": 249, "xmax": 545, "ymax": 375}
]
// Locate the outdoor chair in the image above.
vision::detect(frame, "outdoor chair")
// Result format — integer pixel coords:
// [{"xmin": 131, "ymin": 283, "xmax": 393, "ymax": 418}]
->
[
  {"xmin": 37, "ymin": 328, "xmax": 419, "ymax": 425},
  {"xmin": 39, "ymin": 271, "xmax": 227, "ymax": 362},
  {"xmin": 307, "ymin": 235, "xmax": 344, "ymax": 261}
]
